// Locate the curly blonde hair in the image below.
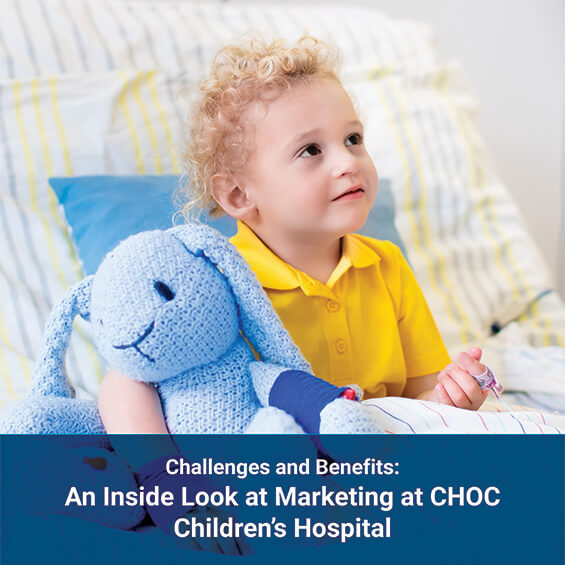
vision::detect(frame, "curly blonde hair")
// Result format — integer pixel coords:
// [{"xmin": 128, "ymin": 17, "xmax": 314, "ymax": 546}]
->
[{"xmin": 180, "ymin": 35, "xmax": 341, "ymax": 220}]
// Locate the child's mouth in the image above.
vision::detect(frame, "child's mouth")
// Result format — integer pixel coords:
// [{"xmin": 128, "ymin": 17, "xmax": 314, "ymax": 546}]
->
[{"xmin": 332, "ymin": 187, "xmax": 364, "ymax": 202}]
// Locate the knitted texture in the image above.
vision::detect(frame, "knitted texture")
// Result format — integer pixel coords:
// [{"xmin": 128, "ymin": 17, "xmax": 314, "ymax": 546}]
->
[
  {"xmin": 320, "ymin": 399, "xmax": 382, "ymax": 434},
  {"xmin": 1, "ymin": 224, "xmax": 382, "ymax": 438},
  {"xmin": 169, "ymin": 224, "xmax": 311, "ymax": 374},
  {"xmin": 0, "ymin": 397, "xmax": 106, "ymax": 435},
  {"xmin": 0, "ymin": 224, "xmax": 314, "ymax": 437},
  {"xmin": 28, "ymin": 277, "xmax": 93, "ymax": 398},
  {"xmin": 92, "ymin": 229, "xmax": 243, "ymax": 382}
]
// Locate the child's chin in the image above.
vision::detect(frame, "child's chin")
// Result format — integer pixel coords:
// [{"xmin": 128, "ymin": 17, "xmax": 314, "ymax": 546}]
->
[{"xmin": 343, "ymin": 211, "xmax": 371, "ymax": 234}]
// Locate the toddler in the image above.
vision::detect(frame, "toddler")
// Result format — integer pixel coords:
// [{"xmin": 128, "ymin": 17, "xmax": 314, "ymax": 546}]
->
[{"xmin": 98, "ymin": 36, "xmax": 488, "ymax": 438}]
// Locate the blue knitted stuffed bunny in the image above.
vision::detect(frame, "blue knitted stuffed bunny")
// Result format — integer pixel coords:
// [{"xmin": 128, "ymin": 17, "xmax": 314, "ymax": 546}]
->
[
  {"xmin": 2, "ymin": 223, "xmax": 380, "ymax": 437},
  {"xmin": 0, "ymin": 224, "xmax": 381, "ymax": 530}
]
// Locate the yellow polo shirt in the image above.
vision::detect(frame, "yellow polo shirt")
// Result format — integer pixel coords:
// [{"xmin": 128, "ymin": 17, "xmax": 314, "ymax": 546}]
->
[{"xmin": 230, "ymin": 221, "xmax": 450, "ymax": 399}]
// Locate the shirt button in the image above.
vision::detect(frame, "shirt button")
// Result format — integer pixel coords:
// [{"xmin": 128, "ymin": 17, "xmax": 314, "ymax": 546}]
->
[
  {"xmin": 335, "ymin": 339, "xmax": 348, "ymax": 353},
  {"xmin": 326, "ymin": 300, "xmax": 340, "ymax": 312}
]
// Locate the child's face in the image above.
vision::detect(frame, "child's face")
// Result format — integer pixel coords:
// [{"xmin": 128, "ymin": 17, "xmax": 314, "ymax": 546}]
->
[{"xmin": 239, "ymin": 78, "xmax": 378, "ymax": 244}]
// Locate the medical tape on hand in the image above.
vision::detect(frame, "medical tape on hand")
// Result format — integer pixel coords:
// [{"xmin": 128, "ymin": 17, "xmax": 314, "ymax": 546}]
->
[
  {"xmin": 472, "ymin": 366, "xmax": 503, "ymax": 394},
  {"xmin": 472, "ymin": 366, "xmax": 513, "ymax": 409}
]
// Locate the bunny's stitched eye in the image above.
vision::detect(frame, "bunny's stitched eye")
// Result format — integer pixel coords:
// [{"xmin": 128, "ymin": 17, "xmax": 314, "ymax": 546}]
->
[{"xmin": 154, "ymin": 280, "xmax": 175, "ymax": 301}]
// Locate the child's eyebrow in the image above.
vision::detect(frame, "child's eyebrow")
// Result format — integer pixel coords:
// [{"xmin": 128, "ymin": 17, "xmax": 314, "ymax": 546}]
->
[{"xmin": 286, "ymin": 120, "xmax": 363, "ymax": 151}]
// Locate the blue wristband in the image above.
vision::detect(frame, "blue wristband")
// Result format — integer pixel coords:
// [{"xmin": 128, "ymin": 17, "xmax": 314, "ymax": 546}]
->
[{"xmin": 268, "ymin": 370, "xmax": 349, "ymax": 434}]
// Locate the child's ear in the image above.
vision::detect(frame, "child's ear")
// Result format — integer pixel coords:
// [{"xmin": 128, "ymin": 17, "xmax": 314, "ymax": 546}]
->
[{"xmin": 210, "ymin": 173, "xmax": 256, "ymax": 220}]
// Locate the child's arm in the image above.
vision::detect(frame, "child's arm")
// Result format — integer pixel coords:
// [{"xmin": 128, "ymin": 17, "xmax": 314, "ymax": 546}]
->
[
  {"xmin": 403, "ymin": 347, "xmax": 488, "ymax": 411},
  {"xmin": 98, "ymin": 368, "xmax": 168, "ymax": 433},
  {"xmin": 98, "ymin": 371, "xmax": 248, "ymax": 554},
  {"xmin": 98, "ymin": 368, "xmax": 176, "ymax": 469}
]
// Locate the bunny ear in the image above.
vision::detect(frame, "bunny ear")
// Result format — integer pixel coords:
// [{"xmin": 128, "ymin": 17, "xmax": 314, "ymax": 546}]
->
[
  {"xmin": 170, "ymin": 224, "xmax": 311, "ymax": 372},
  {"xmin": 28, "ymin": 276, "xmax": 94, "ymax": 398}
]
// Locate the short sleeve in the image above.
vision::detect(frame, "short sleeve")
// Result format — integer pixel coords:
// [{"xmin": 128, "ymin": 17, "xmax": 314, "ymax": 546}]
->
[{"xmin": 395, "ymin": 249, "xmax": 451, "ymax": 378}]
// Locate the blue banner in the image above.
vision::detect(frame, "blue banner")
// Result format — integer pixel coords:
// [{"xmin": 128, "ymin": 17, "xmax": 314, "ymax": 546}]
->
[{"xmin": 1, "ymin": 435, "xmax": 563, "ymax": 564}]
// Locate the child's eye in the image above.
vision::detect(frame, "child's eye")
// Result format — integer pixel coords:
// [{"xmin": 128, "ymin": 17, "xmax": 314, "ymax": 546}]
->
[
  {"xmin": 299, "ymin": 144, "xmax": 321, "ymax": 158},
  {"xmin": 345, "ymin": 133, "xmax": 363, "ymax": 146}
]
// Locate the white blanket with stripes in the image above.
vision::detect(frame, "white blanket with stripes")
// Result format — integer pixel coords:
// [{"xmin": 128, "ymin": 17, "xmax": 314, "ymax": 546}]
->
[
  {"xmin": 363, "ymin": 397, "xmax": 564, "ymax": 434},
  {"xmin": 0, "ymin": 0, "xmax": 563, "ymax": 424}
]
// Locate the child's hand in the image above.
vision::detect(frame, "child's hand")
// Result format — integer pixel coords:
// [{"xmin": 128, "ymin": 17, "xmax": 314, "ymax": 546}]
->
[{"xmin": 431, "ymin": 347, "xmax": 489, "ymax": 410}]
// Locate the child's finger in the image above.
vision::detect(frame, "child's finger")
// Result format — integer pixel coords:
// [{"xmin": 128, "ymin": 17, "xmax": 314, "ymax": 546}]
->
[
  {"xmin": 438, "ymin": 371, "xmax": 473, "ymax": 409},
  {"xmin": 457, "ymin": 352, "xmax": 484, "ymax": 376},
  {"xmin": 447, "ymin": 365, "xmax": 485, "ymax": 407},
  {"xmin": 467, "ymin": 347, "xmax": 482, "ymax": 361},
  {"xmin": 433, "ymin": 382, "xmax": 455, "ymax": 407}
]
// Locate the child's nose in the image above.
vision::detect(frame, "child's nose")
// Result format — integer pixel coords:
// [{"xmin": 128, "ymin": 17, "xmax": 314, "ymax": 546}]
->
[{"xmin": 332, "ymin": 148, "xmax": 360, "ymax": 178}]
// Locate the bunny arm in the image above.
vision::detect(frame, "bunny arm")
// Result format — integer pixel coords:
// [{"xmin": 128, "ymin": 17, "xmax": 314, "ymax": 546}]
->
[
  {"xmin": 249, "ymin": 361, "xmax": 289, "ymax": 406},
  {"xmin": 319, "ymin": 398, "xmax": 383, "ymax": 434},
  {"xmin": 245, "ymin": 406, "xmax": 305, "ymax": 434},
  {"xmin": 249, "ymin": 361, "xmax": 382, "ymax": 435}
]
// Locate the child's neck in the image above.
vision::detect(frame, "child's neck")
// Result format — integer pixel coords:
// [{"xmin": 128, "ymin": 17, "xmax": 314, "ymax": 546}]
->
[{"xmin": 255, "ymin": 229, "xmax": 342, "ymax": 284}]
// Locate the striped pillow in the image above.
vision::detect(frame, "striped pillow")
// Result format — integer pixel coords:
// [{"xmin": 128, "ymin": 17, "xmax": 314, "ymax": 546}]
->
[{"xmin": 0, "ymin": 70, "xmax": 186, "ymax": 405}]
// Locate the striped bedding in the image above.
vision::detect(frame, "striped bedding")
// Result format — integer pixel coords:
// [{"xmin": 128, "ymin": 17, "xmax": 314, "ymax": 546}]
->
[
  {"xmin": 0, "ymin": 0, "xmax": 563, "ymax": 425},
  {"xmin": 363, "ymin": 396, "xmax": 564, "ymax": 434}
]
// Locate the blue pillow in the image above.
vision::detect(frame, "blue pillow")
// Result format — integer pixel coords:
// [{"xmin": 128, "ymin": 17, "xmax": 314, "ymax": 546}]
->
[{"xmin": 49, "ymin": 175, "xmax": 407, "ymax": 275}]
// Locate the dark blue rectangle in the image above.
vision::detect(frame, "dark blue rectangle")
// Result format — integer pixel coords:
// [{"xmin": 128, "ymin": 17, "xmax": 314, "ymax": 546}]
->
[{"xmin": 1, "ymin": 435, "xmax": 563, "ymax": 564}]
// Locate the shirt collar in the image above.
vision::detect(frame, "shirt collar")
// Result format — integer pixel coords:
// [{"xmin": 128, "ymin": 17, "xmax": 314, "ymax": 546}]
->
[
  {"xmin": 230, "ymin": 221, "xmax": 380, "ymax": 291},
  {"xmin": 325, "ymin": 233, "xmax": 379, "ymax": 287},
  {"xmin": 230, "ymin": 221, "xmax": 300, "ymax": 290},
  {"xmin": 342, "ymin": 232, "xmax": 380, "ymax": 269}
]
